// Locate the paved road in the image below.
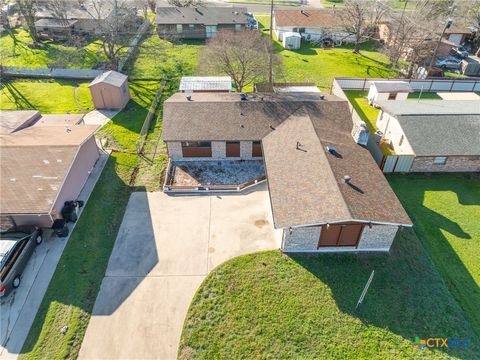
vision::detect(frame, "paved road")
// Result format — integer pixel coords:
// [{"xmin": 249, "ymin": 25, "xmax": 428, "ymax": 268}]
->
[{"xmin": 79, "ymin": 185, "xmax": 282, "ymax": 360}]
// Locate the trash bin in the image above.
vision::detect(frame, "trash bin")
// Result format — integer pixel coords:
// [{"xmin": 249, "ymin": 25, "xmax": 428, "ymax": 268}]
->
[{"xmin": 52, "ymin": 219, "xmax": 69, "ymax": 238}]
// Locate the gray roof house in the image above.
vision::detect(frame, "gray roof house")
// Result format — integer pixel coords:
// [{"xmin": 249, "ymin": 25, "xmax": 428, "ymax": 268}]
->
[
  {"xmin": 162, "ymin": 92, "xmax": 412, "ymax": 253},
  {"xmin": 376, "ymin": 100, "xmax": 480, "ymax": 172},
  {"xmin": 155, "ymin": 6, "xmax": 249, "ymax": 39}
]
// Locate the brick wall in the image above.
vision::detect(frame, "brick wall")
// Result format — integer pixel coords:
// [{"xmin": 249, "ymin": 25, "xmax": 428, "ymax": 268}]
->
[
  {"xmin": 410, "ymin": 156, "xmax": 480, "ymax": 172},
  {"xmin": 357, "ymin": 225, "xmax": 398, "ymax": 251},
  {"xmin": 166, "ymin": 141, "xmax": 183, "ymax": 160},
  {"xmin": 212, "ymin": 141, "xmax": 226, "ymax": 159},
  {"xmin": 240, "ymin": 141, "xmax": 253, "ymax": 159},
  {"xmin": 167, "ymin": 140, "xmax": 256, "ymax": 160}
]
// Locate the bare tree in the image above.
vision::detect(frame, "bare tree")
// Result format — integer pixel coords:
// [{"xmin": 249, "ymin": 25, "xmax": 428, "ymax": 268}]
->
[
  {"xmin": 167, "ymin": 0, "xmax": 203, "ymax": 7},
  {"xmin": 199, "ymin": 30, "xmax": 281, "ymax": 92},
  {"xmin": 1, "ymin": 9, "xmax": 17, "ymax": 47},
  {"xmin": 17, "ymin": 0, "xmax": 38, "ymax": 43},
  {"xmin": 147, "ymin": 0, "xmax": 156, "ymax": 13},
  {"xmin": 46, "ymin": 0, "xmax": 73, "ymax": 40},
  {"xmin": 340, "ymin": 0, "xmax": 386, "ymax": 53},
  {"xmin": 83, "ymin": 0, "xmax": 139, "ymax": 69}
]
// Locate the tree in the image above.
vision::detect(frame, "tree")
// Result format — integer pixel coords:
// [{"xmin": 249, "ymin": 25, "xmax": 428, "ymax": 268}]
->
[
  {"xmin": 199, "ymin": 30, "xmax": 281, "ymax": 92},
  {"xmin": 167, "ymin": 0, "xmax": 203, "ymax": 7},
  {"xmin": 83, "ymin": 0, "xmax": 139, "ymax": 69},
  {"xmin": 17, "ymin": 0, "xmax": 38, "ymax": 43},
  {"xmin": 46, "ymin": 0, "xmax": 73, "ymax": 41}
]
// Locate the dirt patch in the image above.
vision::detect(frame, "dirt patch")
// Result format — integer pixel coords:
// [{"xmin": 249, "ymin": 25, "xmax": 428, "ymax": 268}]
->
[{"xmin": 255, "ymin": 219, "xmax": 268, "ymax": 228}]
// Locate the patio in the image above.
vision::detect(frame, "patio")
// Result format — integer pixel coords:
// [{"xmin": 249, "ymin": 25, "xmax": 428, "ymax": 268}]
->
[{"xmin": 164, "ymin": 160, "xmax": 266, "ymax": 191}]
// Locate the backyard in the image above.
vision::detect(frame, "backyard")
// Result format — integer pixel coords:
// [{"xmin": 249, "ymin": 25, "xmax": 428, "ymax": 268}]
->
[
  {"xmin": 388, "ymin": 174, "xmax": 480, "ymax": 338},
  {"xmin": 256, "ymin": 15, "xmax": 399, "ymax": 90},
  {"xmin": 180, "ymin": 230, "xmax": 479, "ymax": 359},
  {"xmin": 0, "ymin": 28, "xmax": 108, "ymax": 68}
]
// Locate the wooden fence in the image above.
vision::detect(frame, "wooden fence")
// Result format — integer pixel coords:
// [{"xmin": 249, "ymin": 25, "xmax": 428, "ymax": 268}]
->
[{"xmin": 136, "ymin": 79, "xmax": 166, "ymax": 155}]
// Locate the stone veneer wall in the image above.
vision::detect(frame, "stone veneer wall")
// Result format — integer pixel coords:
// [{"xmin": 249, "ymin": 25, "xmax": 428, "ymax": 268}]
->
[
  {"xmin": 357, "ymin": 225, "xmax": 398, "ymax": 250},
  {"xmin": 240, "ymin": 141, "xmax": 253, "ymax": 159},
  {"xmin": 410, "ymin": 156, "xmax": 480, "ymax": 173},
  {"xmin": 282, "ymin": 224, "xmax": 399, "ymax": 252},
  {"xmin": 283, "ymin": 227, "xmax": 320, "ymax": 251},
  {"xmin": 212, "ymin": 141, "xmax": 226, "ymax": 159}
]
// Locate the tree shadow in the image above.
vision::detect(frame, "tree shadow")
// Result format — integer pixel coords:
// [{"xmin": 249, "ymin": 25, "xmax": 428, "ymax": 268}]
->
[{"xmin": 1, "ymin": 80, "xmax": 35, "ymax": 109}]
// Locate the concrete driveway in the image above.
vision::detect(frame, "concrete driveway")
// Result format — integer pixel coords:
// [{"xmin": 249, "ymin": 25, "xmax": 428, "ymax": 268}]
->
[{"xmin": 79, "ymin": 184, "xmax": 281, "ymax": 360}]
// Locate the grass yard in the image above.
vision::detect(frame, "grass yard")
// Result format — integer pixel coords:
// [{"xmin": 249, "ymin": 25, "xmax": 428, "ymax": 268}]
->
[
  {"xmin": 0, "ymin": 79, "xmax": 93, "ymax": 113},
  {"xmin": 388, "ymin": 174, "xmax": 480, "ymax": 338},
  {"xmin": 180, "ymin": 230, "xmax": 479, "ymax": 359},
  {"xmin": 256, "ymin": 16, "xmax": 398, "ymax": 90},
  {"xmin": 0, "ymin": 28, "xmax": 107, "ymax": 68},
  {"xmin": 123, "ymin": 30, "xmax": 202, "ymax": 79}
]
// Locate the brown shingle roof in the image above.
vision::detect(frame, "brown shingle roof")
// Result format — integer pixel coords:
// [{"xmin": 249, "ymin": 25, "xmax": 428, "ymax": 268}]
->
[
  {"xmin": 274, "ymin": 9, "xmax": 344, "ymax": 28},
  {"xmin": 0, "ymin": 110, "xmax": 41, "ymax": 134},
  {"xmin": 0, "ymin": 125, "xmax": 98, "ymax": 215},
  {"xmin": 163, "ymin": 92, "xmax": 412, "ymax": 228}
]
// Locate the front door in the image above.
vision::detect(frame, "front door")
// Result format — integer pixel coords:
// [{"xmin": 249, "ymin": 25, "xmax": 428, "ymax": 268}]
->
[{"xmin": 318, "ymin": 223, "xmax": 364, "ymax": 248}]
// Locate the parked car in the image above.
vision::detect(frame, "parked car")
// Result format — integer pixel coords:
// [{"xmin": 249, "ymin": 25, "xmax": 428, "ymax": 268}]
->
[
  {"xmin": 436, "ymin": 56, "xmax": 462, "ymax": 70},
  {"xmin": 0, "ymin": 227, "xmax": 43, "ymax": 297}
]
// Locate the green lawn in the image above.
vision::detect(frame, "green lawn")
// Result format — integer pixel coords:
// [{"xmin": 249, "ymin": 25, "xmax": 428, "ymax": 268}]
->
[
  {"xmin": 408, "ymin": 92, "xmax": 442, "ymax": 100},
  {"xmin": 256, "ymin": 16, "xmax": 398, "ymax": 90},
  {"xmin": 0, "ymin": 79, "xmax": 94, "ymax": 113},
  {"xmin": 0, "ymin": 28, "xmax": 107, "ymax": 68},
  {"xmin": 180, "ymin": 231, "xmax": 479, "ymax": 359},
  {"xmin": 388, "ymin": 174, "xmax": 480, "ymax": 338}
]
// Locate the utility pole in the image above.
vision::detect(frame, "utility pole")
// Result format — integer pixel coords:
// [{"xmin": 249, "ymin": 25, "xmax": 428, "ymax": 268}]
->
[
  {"xmin": 269, "ymin": 0, "xmax": 274, "ymax": 86},
  {"xmin": 428, "ymin": 4, "xmax": 456, "ymax": 72}
]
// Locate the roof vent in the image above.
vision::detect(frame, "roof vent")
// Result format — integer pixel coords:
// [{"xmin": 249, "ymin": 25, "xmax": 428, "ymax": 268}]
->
[
  {"xmin": 343, "ymin": 175, "xmax": 351, "ymax": 183},
  {"xmin": 240, "ymin": 93, "xmax": 248, "ymax": 101},
  {"xmin": 296, "ymin": 141, "xmax": 307, "ymax": 152},
  {"xmin": 187, "ymin": 95, "xmax": 192, "ymax": 101},
  {"xmin": 269, "ymin": 125, "xmax": 276, "ymax": 130},
  {"xmin": 326, "ymin": 144, "xmax": 342, "ymax": 158},
  {"xmin": 320, "ymin": 95, "xmax": 325, "ymax": 100}
]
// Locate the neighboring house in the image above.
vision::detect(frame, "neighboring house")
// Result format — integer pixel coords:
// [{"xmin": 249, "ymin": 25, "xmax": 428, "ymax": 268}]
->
[
  {"xmin": 155, "ymin": 6, "xmax": 249, "ymax": 39},
  {"xmin": 162, "ymin": 92, "xmax": 412, "ymax": 252},
  {"xmin": 0, "ymin": 117, "xmax": 99, "ymax": 228},
  {"xmin": 34, "ymin": 3, "xmax": 138, "ymax": 40},
  {"xmin": 0, "ymin": 110, "xmax": 41, "ymax": 134},
  {"xmin": 443, "ymin": 24, "xmax": 475, "ymax": 46},
  {"xmin": 89, "ymin": 71, "xmax": 130, "ymax": 110},
  {"xmin": 376, "ymin": 100, "xmax": 480, "ymax": 172},
  {"xmin": 273, "ymin": 9, "xmax": 354, "ymax": 44},
  {"xmin": 179, "ymin": 76, "xmax": 232, "ymax": 93},
  {"xmin": 367, "ymin": 81, "xmax": 413, "ymax": 105}
]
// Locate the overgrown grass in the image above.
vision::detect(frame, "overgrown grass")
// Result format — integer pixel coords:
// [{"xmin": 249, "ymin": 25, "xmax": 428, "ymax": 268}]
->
[
  {"xmin": 388, "ymin": 174, "xmax": 480, "ymax": 338},
  {"xmin": 180, "ymin": 230, "xmax": 479, "ymax": 359},
  {"xmin": 0, "ymin": 28, "xmax": 107, "ymax": 68},
  {"xmin": 407, "ymin": 91, "xmax": 442, "ymax": 100},
  {"xmin": 256, "ymin": 15, "xmax": 398, "ymax": 90},
  {"xmin": 0, "ymin": 79, "xmax": 93, "ymax": 113}
]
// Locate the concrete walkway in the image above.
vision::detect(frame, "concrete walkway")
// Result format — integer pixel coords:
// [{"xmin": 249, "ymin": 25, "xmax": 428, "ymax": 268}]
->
[
  {"xmin": 0, "ymin": 149, "xmax": 109, "ymax": 360},
  {"xmin": 79, "ymin": 185, "xmax": 282, "ymax": 359},
  {"xmin": 82, "ymin": 109, "xmax": 120, "ymax": 127}
]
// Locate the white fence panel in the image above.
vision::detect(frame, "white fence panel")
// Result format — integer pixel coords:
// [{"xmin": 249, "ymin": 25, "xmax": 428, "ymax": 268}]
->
[
  {"xmin": 451, "ymin": 81, "xmax": 477, "ymax": 91},
  {"xmin": 394, "ymin": 155, "xmax": 414, "ymax": 172},
  {"xmin": 474, "ymin": 82, "xmax": 480, "ymax": 91},
  {"xmin": 429, "ymin": 81, "xmax": 454, "ymax": 91},
  {"xmin": 382, "ymin": 155, "xmax": 398, "ymax": 173}
]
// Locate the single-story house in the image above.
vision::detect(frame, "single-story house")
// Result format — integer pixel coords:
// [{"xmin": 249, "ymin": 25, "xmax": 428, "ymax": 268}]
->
[
  {"xmin": 0, "ymin": 110, "xmax": 41, "ymax": 135},
  {"xmin": 162, "ymin": 92, "xmax": 412, "ymax": 252},
  {"xmin": 155, "ymin": 6, "xmax": 249, "ymax": 39},
  {"xmin": 89, "ymin": 71, "xmax": 130, "ymax": 110},
  {"xmin": 376, "ymin": 100, "xmax": 480, "ymax": 172},
  {"xmin": 273, "ymin": 9, "xmax": 354, "ymax": 44},
  {"xmin": 443, "ymin": 23, "xmax": 475, "ymax": 46},
  {"xmin": 179, "ymin": 76, "xmax": 232, "ymax": 93},
  {"xmin": 34, "ymin": 3, "xmax": 138, "ymax": 40},
  {"xmin": 0, "ymin": 121, "xmax": 100, "ymax": 229},
  {"xmin": 367, "ymin": 81, "xmax": 413, "ymax": 105}
]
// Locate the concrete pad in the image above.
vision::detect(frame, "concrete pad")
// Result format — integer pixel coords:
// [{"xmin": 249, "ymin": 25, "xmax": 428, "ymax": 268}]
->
[
  {"xmin": 82, "ymin": 110, "xmax": 119, "ymax": 127},
  {"xmin": 0, "ymin": 149, "xmax": 109, "ymax": 360},
  {"xmin": 437, "ymin": 92, "xmax": 480, "ymax": 100},
  {"xmin": 79, "ymin": 185, "xmax": 281, "ymax": 360}
]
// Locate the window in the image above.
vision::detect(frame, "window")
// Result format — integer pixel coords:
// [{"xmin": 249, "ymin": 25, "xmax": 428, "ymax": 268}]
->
[
  {"xmin": 235, "ymin": 24, "xmax": 241, "ymax": 31},
  {"xmin": 176, "ymin": 24, "xmax": 183, "ymax": 33},
  {"xmin": 181, "ymin": 141, "xmax": 212, "ymax": 157},
  {"xmin": 433, "ymin": 156, "xmax": 447, "ymax": 165},
  {"xmin": 293, "ymin": 27, "xmax": 298, "ymax": 32},
  {"xmin": 226, "ymin": 141, "xmax": 240, "ymax": 157},
  {"xmin": 0, "ymin": 238, "xmax": 28, "ymax": 281},
  {"xmin": 298, "ymin": 27, "xmax": 306, "ymax": 33},
  {"xmin": 388, "ymin": 92, "xmax": 397, "ymax": 100},
  {"xmin": 252, "ymin": 141, "xmax": 263, "ymax": 157}
]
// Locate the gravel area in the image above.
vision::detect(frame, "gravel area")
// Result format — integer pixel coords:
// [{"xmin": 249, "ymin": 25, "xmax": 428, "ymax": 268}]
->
[{"xmin": 172, "ymin": 160, "xmax": 265, "ymax": 186}]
